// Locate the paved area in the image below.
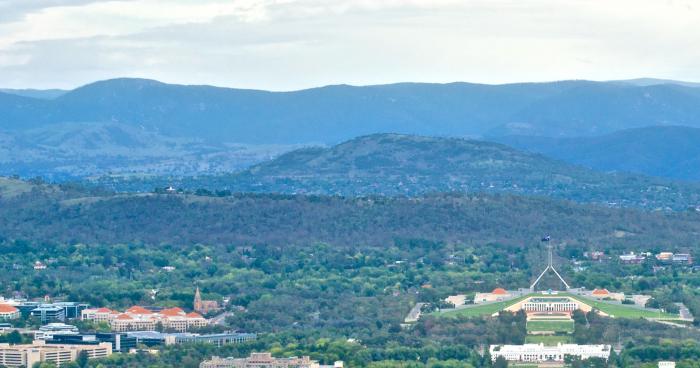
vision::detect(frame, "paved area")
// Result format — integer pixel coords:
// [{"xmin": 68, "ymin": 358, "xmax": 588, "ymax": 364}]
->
[
  {"xmin": 676, "ymin": 303, "xmax": 694, "ymax": 321},
  {"xmin": 404, "ymin": 303, "xmax": 426, "ymax": 323}
]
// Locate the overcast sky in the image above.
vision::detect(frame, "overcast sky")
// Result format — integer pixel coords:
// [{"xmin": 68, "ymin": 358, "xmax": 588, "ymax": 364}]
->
[{"xmin": 0, "ymin": 0, "xmax": 698, "ymax": 90}]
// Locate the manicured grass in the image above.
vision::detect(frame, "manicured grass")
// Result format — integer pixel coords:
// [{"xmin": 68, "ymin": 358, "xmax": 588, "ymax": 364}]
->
[
  {"xmin": 435, "ymin": 294, "xmax": 531, "ymax": 318},
  {"xmin": 569, "ymin": 295, "xmax": 678, "ymax": 319},
  {"xmin": 526, "ymin": 320, "xmax": 574, "ymax": 333},
  {"xmin": 525, "ymin": 334, "xmax": 573, "ymax": 345},
  {"xmin": 434, "ymin": 292, "xmax": 679, "ymax": 320}
]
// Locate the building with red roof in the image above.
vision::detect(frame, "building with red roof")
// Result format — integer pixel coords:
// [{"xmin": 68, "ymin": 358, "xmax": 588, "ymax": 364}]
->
[
  {"xmin": 82, "ymin": 305, "xmax": 208, "ymax": 332},
  {"xmin": 0, "ymin": 304, "xmax": 20, "ymax": 319}
]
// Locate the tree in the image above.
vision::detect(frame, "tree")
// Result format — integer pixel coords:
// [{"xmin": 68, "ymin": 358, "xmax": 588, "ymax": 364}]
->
[
  {"xmin": 6, "ymin": 330, "xmax": 22, "ymax": 345},
  {"xmin": 493, "ymin": 356, "xmax": 508, "ymax": 368},
  {"xmin": 76, "ymin": 350, "xmax": 89, "ymax": 368}
]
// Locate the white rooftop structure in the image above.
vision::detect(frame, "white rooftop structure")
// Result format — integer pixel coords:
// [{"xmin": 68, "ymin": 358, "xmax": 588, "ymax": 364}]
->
[{"xmin": 490, "ymin": 343, "xmax": 611, "ymax": 363}]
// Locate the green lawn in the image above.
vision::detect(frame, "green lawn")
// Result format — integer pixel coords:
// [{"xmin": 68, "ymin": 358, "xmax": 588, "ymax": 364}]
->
[
  {"xmin": 435, "ymin": 294, "xmax": 530, "ymax": 318},
  {"xmin": 526, "ymin": 320, "xmax": 575, "ymax": 333},
  {"xmin": 434, "ymin": 292, "xmax": 679, "ymax": 320},
  {"xmin": 525, "ymin": 334, "xmax": 573, "ymax": 345},
  {"xmin": 569, "ymin": 295, "xmax": 678, "ymax": 319}
]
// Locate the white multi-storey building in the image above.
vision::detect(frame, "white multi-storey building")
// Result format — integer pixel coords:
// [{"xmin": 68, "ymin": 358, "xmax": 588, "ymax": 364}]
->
[{"xmin": 489, "ymin": 343, "xmax": 611, "ymax": 363}]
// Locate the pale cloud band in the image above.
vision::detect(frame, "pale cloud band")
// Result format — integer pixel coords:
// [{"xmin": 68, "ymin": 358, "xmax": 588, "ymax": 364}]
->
[{"xmin": 0, "ymin": 0, "xmax": 698, "ymax": 90}]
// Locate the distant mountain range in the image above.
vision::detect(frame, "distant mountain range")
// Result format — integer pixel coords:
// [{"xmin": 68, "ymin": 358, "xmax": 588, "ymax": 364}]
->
[
  {"xmin": 0, "ymin": 88, "xmax": 67, "ymax": 100},
  {"xmin": 0, "ymin": 122, "xmax": 299, "ymax": 179},
  {"xmin": 131, "ymin": 133, "xmax": 700, "ymax": 210},
  {"xmin": 494, "ymin": 126, "xmax": 700, "ymax": 181},
  {"xmin": 2, "ymin": 77, "xmax": 700, "ymax": 182},
  {"xmin": 2, "ymin": 78, "xmax": 700, "ymax": 143}
]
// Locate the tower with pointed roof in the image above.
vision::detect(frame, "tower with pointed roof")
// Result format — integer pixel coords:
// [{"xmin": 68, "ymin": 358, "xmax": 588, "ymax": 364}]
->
[{"xmin": 194, "ymin": 286, "xmax": 203, "ymax": 312}]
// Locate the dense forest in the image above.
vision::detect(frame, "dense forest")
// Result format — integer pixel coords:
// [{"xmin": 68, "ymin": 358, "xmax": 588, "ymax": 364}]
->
[
  {"xmin": 3, "ymin": 177, "xmax": 700, "ymax": 249},
  {"xmin": 3, "ymin": 177, "xmax": 700, "ymax": 367}
]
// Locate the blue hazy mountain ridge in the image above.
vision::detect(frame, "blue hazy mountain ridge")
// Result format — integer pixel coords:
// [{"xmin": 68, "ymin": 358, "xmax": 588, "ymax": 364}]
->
[
  {"xmin": 493, "ymin": 126, "xmax": 700, "ymax": 181},
  {"xmin": 0, "ymin": 88, "xmax": 67, "ymax": 100},
  {"xmin": 613, "ymin": 78, "xmax": 700, "ymax": 88},
  {"xmin": 3, "ymin": 78, "xmax": 700, "ymax": 144},
  {"xmin": 206, "ymin": 133, "xmax": 700, "ymax": 210}
]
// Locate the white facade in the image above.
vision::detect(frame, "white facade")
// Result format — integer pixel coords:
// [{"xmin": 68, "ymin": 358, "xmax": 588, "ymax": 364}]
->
[
  {"xmin": 522, "ymin": 301, "xmax": 578, "ymax": 313},
  {"xmin": 490, "ymin": 343, "xmax": 611, "ymax": 363}
]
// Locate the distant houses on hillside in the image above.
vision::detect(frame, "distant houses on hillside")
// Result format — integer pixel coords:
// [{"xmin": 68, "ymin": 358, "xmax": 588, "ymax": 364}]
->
[{"xmin": 617, "ymin": 251, "xmax": 693, "ymax": 265}]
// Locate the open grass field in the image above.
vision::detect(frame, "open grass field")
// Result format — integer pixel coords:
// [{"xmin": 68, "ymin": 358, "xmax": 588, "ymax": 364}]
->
[
  {"xmin": 435, "ymin": 294, "xmax": 529, "ymax": 318},
  {"xmin": 569, "ymin": 295, "xmax": 679, "ymax": 319},
  {"xmin": 526, "ymin": 320, "xmax": 575, "ymax": 333},
  {"xmin": 525, "ymin": 334, "xmax": 573, "ymax": 345},
  {"xmin": 433, "ymin": 292, "xmax": 680, "ymax": 320}
]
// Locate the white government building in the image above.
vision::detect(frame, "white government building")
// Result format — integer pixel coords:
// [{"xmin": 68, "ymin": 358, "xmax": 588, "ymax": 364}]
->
[{"xmin": 490, "ymin": 343, "xmax": 612, "ymax": 363}]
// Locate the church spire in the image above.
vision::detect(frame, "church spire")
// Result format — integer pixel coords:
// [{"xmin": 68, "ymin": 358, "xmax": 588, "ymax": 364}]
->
[{"xmin": 194, "ymin": 286, "xmax": 203, "ymax": 312}]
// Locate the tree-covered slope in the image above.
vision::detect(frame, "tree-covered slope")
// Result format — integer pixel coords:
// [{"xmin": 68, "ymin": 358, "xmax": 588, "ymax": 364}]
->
[
  {"xmin": 3, "ymin": 179, "xmax": 700, "ymax": 250},
  {"xmin": 213, "ymin": 134, "xmax": 700, "ymax": 210},
  {"xmin": 494, "ymin": 126, "xmax": 700, "ymax": 181}
]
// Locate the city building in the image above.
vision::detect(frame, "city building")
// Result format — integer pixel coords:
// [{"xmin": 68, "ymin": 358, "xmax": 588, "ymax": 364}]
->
[
  {"xmin": 489, "ymin": 343, "xmax": 611, "ymax": 363},
  {"xmin": 46, "ymin": 333, "xmax": 137, "ymax": 353},
  {"xmin": 588, "ymin": 288, "xmax": 626, "ymax": 302},
  {"xmin": 81, "ymin": 307, "xmax": 118, "ymax": 323},
  {"xmin": 0, "ymin": 305, "xmax": 20, "ymax": 320},
  {"xmin": 82, "ymin": 306, "xmax": 208, "ymax": 332},
  {"xmin": 194, "ymin": 287, "xmax": 221, "ymax": 314},
  {"xmin": 503, "ymin": 295, "xmax": 594, "ymax": 317},
  {"xmin": 619, "ymin": 253, "xmax": 646, "ymax": 264},
  {"xmin": 18, "ymin": 302, "xmax": 89, "ymax": 323},
  {"xmin": 656, "ymin": 252, "xmax": 674, "ymax": 261},
  {"xmin": 33, "ymin": 261, "xmax": 47, "ymax": 270},
  {"xmin": 125, "ymin": 331, "xmax": 256, "ymax": 347},
  {"xmin": 444, "ymin": 294, "xmax": 467, "ymax": 307},
  {"xmin": 30, "ymin": 305, "xmax": 65, "ymax": 324},
  {"xmin": 35, "ymin": 323, "xmax": 79, "ymax": 340},
  {"xmin": 584, "ymin": 251, "xmax": 606, "ymax": 261},
  {"xmin": 199, "ymin": 352, "xmax": 325, "ymax": 368},
  {"xmin": 0, "ymin": 341, "xmax": 112, "ymax": 367},
  {"xmin": 659, "ymin": 362, "xmax": 676, "ymax": 368},
  {"xmin": 672, "ymin": 253, "xmax": 693, "ymax": 264},
  {"xmin": 473, "ymin": 288, "xmax": 511, "ymax": 304}
]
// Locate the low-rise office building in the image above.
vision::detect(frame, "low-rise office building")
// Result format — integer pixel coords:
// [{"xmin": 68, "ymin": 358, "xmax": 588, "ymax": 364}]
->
[
  {"xmin": 125, "ymin": 331, "xmax": 256, "ymax": 347},
  {"xmin": 200, "ymin": 353, "xmax": 323, "ymax": 368},
  {"xmin": 34, "ymin": 323, "xmax": 80, "ymax": 340},
  {"xmin": 46, "ymin": 333, "xmax": 137, "ymax": 353},
  {"xmin": 489, "ymin": 343, "xmax": 611, "ymax": 363},
  {"xmin": 0, "ymin": 341, "xmax": 111, "ymax": 367}
]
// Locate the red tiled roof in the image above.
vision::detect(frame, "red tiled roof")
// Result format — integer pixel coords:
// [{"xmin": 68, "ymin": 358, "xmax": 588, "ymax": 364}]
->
[
  {"xmin": 96, "ymin": 307, "xmax": 113, "ymax": 313},
  {"xmin": 126, "ymin": 306, "xmax": 152, "ymax": 314},
  {"xmin": 160, "ymin": 307, "xmax": 185, "ymax": 317},
  {"xmin": 0, "ymin": 304, "xmax": 18, "ymax": 313},
  {"xmin": 186, "ymin": 312, "xmax": 203, "ymax": 319},
  {"xmin": 116, "ymin": 313, "xmax": 133, "ymax": 320},
  {"xmin": 492, "ymin": 288, "xmax": 508, "ymax": 295},
  {"xmin": 592, "ymin": 288, "xmax": 610, "ymax": 295}
]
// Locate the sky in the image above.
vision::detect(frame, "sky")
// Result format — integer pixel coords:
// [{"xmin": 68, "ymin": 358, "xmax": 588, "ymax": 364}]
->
[{"xmin": 0, "ymin": 0, "xmax": 699, "ymax": 90}]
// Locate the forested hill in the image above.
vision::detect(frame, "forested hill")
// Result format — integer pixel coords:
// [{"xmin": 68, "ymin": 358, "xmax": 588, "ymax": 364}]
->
[
  {"xmin": 196, "ymin": 134, "xmax": 700, "ymax": 210},
  {"xmin": 2, "ymin": 177, "xmax": 700, "ymax": 251},
  {"xmin": 3, "ymin": 78, "xmax": 700, "ymax": 144},
  {"xmin": 494, "ymin": 126, "xmax": 700, "ymax": 181}
]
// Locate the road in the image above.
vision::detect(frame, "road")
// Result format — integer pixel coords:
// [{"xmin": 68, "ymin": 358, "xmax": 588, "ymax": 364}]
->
[
  {"xmin": 404, "ymin": 303, "xmax": 426, "ymax": 323},
  {"xmin": 676, "ymin": 303, "xmax": 694, "ymax": 321}
]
